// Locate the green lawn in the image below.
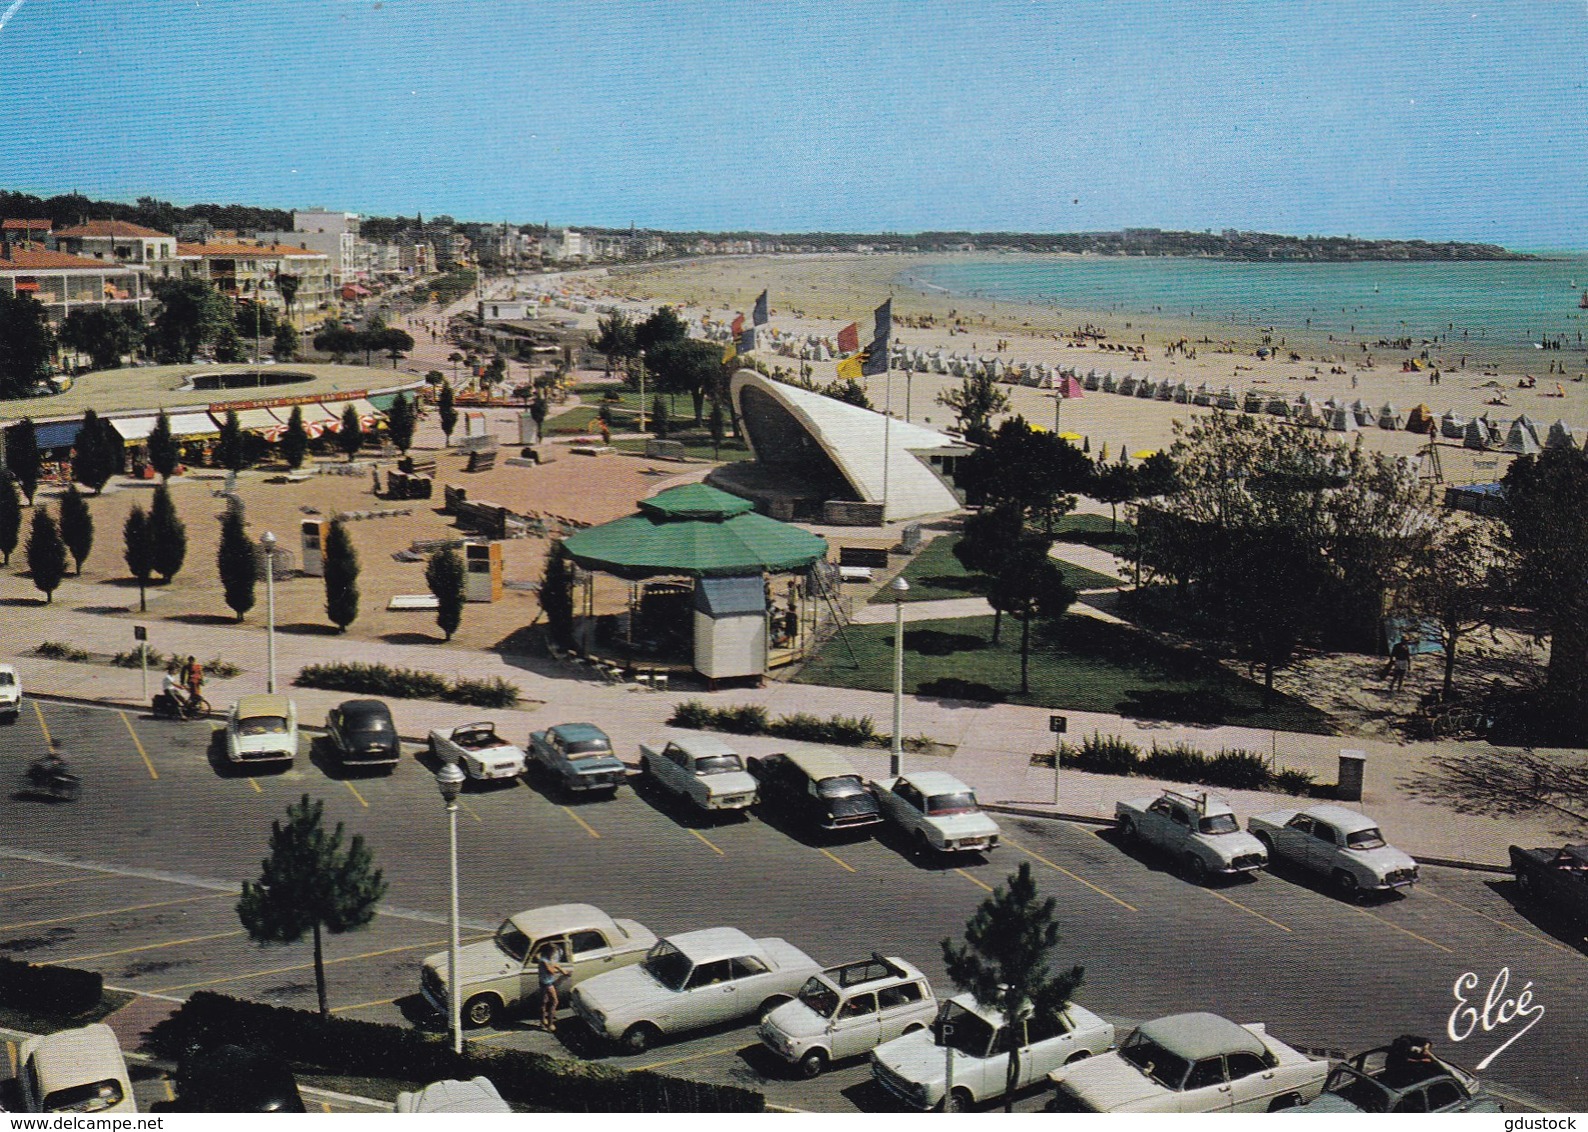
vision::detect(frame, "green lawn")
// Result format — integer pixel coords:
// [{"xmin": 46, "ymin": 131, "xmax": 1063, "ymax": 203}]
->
[
  {"xmin": 795, "ymin": 613, "xmax": 1336, "ymax": 734},
  {"xmin": 1052, "ymin": 511, "xmax": 1136, "ymax": 549},
  {"xmin": 612, "ymin": 437, "xmax": 755, "ymax": 462},
  {"xmin": 873, "ymin": 535, "xmax": 1120, "ymax": 604}
]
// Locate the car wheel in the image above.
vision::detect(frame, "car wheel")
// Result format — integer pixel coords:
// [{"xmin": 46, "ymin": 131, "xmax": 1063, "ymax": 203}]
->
[
  {"xmin": 797, "ymin": 1048, "xmax": 828, "ymax": 1079},
  {"xmin": 902, "ymin": 1022, "xmax": 926, "ymax": 1036},
  {"xmin": 1064, "ymin": 1049, "xmax": 1093, "ymax": 1065},
  {"xmin": 462, "ymin": 994, "xmax": 498, "ymax": 1029},
  {"xmin": 1268, "ymin": 1093, "xmax": 1303, "ymax": 1111},
  {"xmin": 620, "ymin": 1022, "xmax": 660, "ymax": 1054},
  {"xmin": 1118, "ymin": 816, "xmax": 1137, "ymax": 843},
  {"xmin": 942, "ymin": 1087, "xmax": 974, "ymax": 1113},
  {"xmin": 759, "ymin": 995, "xmax": 790, "ymax": 1019},
  {"xmin": 914, "ymin": 831, "xmax": 935, "ymax": 859},
  {"xmin": 1185, "ymin": 855, "xmax": 1210, "ymax": 885},
  {"xmin": 1335, "ymin": 870, "xmax": 1360, "ymax": 900}
]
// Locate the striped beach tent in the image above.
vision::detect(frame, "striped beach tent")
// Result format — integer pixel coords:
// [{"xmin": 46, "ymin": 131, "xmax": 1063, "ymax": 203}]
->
[
  {"xmin": 1378, "ymin": 403, "xmax": 1404, "ymax": 430},
  {"xmin": 1137, "ymin": 377, "xmax": 1158, "ymax": 399},
  {"xmin": 1215, "ymin": 386, "xmax": 1239, "ymax": 410},
  {"xmin": 1266, "ymin": 396, "xmax": 1292, "ymax": 418},
  {"xmin": 1117, "ymin": 373, "xmax": 1137, "ymax": 396},
  {"xmin": 1405, "ymin": 404, "xmax": 1433, "ymax": 433},
  {"xmin": 1172, "ymin": 381, "xmax": 1191, "ymax": 404},
  {"xmin": 1513, "ymin": 413, "xmax": 1542, "ymax": 446},
  {"xmin": 1243, "ymin": 391, "xmax": 1265, "ymax": 413},
  {"xmin": 1192, "ymin": 383, "xmax": 1212, "ymax": 406},
  {"xmin": 1350, "ymin": 399, "xmax": 1374, "ymax": 426},
  {"xmin": 1101, "ymin": 371, "xmax": 1119, "ymax": 393}
]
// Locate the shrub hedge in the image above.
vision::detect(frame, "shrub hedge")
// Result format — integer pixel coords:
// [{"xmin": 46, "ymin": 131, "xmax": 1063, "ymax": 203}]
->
[
  {"xmin": 296, "ymin": 662, "xmax": 519, "ymax": 708},
  {"xmin": 0, "ymin": 957, "xmax": 103, "ymax": 1016},
  {"xmin": 668, "ymin": 701, "xmax": 883, "ymax": 748},
  {"xmin": 35, "ymin": 641, "xmax": 90, "ymax": 662},
  {"xmin": 145, "ymin": 992, "xmax": 762, "ymax": 1113},
  {"xmin": 1049, "ymin": 732, "xmax": 1314, "ymax": 796}
]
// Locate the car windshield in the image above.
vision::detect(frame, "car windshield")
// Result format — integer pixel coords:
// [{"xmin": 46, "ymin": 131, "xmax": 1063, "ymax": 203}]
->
[
  {"xmin": 351, "ymin": 716, "xmax": 391, "ymax": 733},
  {"xmin": 43, "ymin": 1080, "xmax": 125, "ymax": 1113},
  {"xmin": 494, "ymin": 921, "xmax": 530, "ymax": 963},
  {"xmin": 927, "ymin": 791, "xmax": 978, "ymax": 816},
  {"xmin": 239, "ymin": 716, "xmax": 288, "ymax": 736},
  {"xmin": 564, "ymin": 738, "xmax": 610, "ymax": 755},
  {"xmin": 643, "ymin": 940, "xmax": 692, "ymax": 991},
  {"xmin": 694, "ymin": 754, "xmax": 744, "ymax": 775},
  {"xmin": 817, "ymin": 774, "xmax": 866, "ymax": 798},
  {"xmin": 797, "ymin": 976, "xmax": 840, "ymax": 1019},
  {"xmin": 1199, "ymin": 813, "xmax": 1239, "ymax": 834},
  {"xmin": 1324, "ymin": 1065, "xmax": 1389, "ymax": 1113},
  {"xmin": 1119, "ymin": 1030, "xmax": 1191, "ymax": 1090},
  {"xmin": 1346, "ymin": 827, "xmax": 1387, "ymax": 849},
  {"xmin": 936, "ymin": 1001, "xmax": 995, "ymax": 1058},
  {"xmin": 455, "ymin": 729, "xmax": 501, "ymax": 749},
  {"xmin": 0, "ymin": 672, "xmax": 14, "ymax": 686}
]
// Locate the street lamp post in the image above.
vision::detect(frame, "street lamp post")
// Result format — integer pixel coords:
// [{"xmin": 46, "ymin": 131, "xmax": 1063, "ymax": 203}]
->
[
  {"xmin": 434, "ymin": 761, "xmax": 466, "ymax": 1055},
  {"xmin": 261, "ymin": 530, "xmax": 277, "ymax": 694},
  {"xmin": 890, "ymin": 575, "xmax": 909, "ymax": 777}
]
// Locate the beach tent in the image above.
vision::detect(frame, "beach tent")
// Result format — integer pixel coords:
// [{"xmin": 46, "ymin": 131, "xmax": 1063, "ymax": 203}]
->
[
  {"xmin": 1513, "ymin": 413, "xmax": 1543, "ymax": 446},
  {"xmin": 1192, "ymin": 383, "xmax": 1212, "ymax": 406},
  {"xmin": 1057, "ymin": 374, "xmax": 1085, "ymax": 400},
  {"xmin": 1503, "ymin": 419, "xmax": 1542, "ymax": 455},
  {"xmin": 1326, "ymin": 405, "xmax": 1359, "ymax": 432},
  {"xmin": 1243, "ymin": 391, "xmax": 1265, "ymax": 413},
  {"xmin": 1215, "ymin": 386, "xmax": 1239, "ymax": 410},
  {"xmin": 1440, "ymin": 411, "xmax": 1468, "ymax": 439},
  {"xmin": 1138, "ymin": 378, "xmax": 1159, "ymax": 399},
  {"xmin": 1462, "ymin": 419, "xmax": 1491, "ymax": 450},
  {"xmin": 1478, "ymin": 413, "xmax": 1505, "ymax": 444},
  {"xmin": 1378, "ymin": 403, "xmax": 1404, "ymax": 430},
  {"xmin": 1116, "ymin": 373, "xmax": 1136, "ymax": 396},
  {"xmin": 990, "ymin": 357, "xmax": 1007, "ymax": 380},
  {"xmin": 1546, "ymin": 420, "xmax": 1578, "ymax": 449},
  {"xmin": 1405, "ymin": 404, "xmax": 1434, "ymax": 433},
  {"xmin": 1350, "ymin": 399, "xmax": 1374, "ymax": 426},
  {"xmin": 1266, "ymin": 397, "xmax": 1292, "ymax": 418},
  {"xmin": 930, "ymin": 351, "xmax": 947, "ymax": 373},
  {"xmin": 1155, "ymin": 379, "xmax": 1174, "ymax": 401},
  {"xmin": 1295, "ymin": 396, "xmax": 1321, "ymax": 425},
  {"xmin": 1101, "ymin": 371, "xmax": 1119, "ymax": 393},
  {"xmin": 1172, "ymin": 381, "xmax": 1191, "ymax": 404}
]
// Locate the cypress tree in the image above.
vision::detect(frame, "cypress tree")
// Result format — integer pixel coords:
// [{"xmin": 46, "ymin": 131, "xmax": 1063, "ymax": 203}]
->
[
  {"xmin": 149, "ymin": 483, "xmax": 187, "ymax": 582},
  {"xmin": 385, "ymin": 393, "xmax": 416, "ymax": 454},
  {"xmin": 147, "ymin": 410, "xmax": 179, "ymax": 481},
  {"xmin": 25, "ymin": 505, "xmax": 68, "ymax": 604},
  {"xmin": 0, "ymin": 476, "xmax": 20, "ymax": 565},
  {"xmin": 438, "ymin": 381, "xmax": 457, "ymax": 446},
  {"xmin": 217, "ymin": 507, "xmax": 257, "ymax": 622},
  {"xmin": 538, "ymin": 540, "xmax": 576, "ymax": 648},
  {"xmin": 5, "ymin": 418, "xmax": 39, "ymax": 504},
  {"xmin": 216, "ymin": 408, "xmax": 247, "ymax": 471},
  {"xmin": 337, "ymin": 405, "xmax": 363, "ymax": 461},
  {"xmin": 57, "ymin": 483, "xmax": 94, "ymax": 575},
  {"xmin": 425, "ymin": 546, "xmax": 465, "ymax": 642},
  {"xmin": 281, "ymin": 405, "xmax": 308, "ymax": 470},
  {"xmin": 323, "ymin": 519, "xmax": 360, "ymax": 632},
  {"xmin": 72, "ymin": 409, "xmax": 118, "ymax": 494},
  {"xmin": 123, "ymin": 503, "xmax": 155, "ymax": 612}
]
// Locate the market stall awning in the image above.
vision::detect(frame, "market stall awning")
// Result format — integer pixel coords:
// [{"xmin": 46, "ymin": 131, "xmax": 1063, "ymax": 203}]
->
[
  {"xmin": 167, "ymin": 410, "xmax": 220, "ymax": 438},
  {"xmin": 32, "ymin": 419, "xmax": 82, "ymax": 451},
  {"xmin": 564, "ymin": 483, "xmax": 828, "ymax": 580},
  {"xmin": 110, "ymin": 416, "xmax": 157, "ymax": 442}
]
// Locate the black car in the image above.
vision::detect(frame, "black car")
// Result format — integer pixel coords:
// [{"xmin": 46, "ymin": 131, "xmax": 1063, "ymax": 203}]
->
[
  {"xmin": 1509, "ymin": 842, "xmax": 1588, "ymax": 928},
  {"xmin": 175, "ymin": 1043, "xmax": 306, "ymax": 1113},
  {"xmin": 324, "ymin": 699, "xmax": 401, "ymax": 771},
  {"xmin": 746, "ymin": 747, "xmax": 882, "ymax": 835}
]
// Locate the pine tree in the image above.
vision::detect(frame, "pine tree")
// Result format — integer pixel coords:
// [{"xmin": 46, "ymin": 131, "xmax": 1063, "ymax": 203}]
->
[
  {"xmin": 5, "ymin": 418, "xmax": 39, "ymax": 504},
  {"xmin": 57, "ymin": 483, "xmax": 94, "ymax": 575},
  {"xmin": 323, "ymin": 519, "xmax": 360, "ymax": 632},
  {"xmin": 272, "ymin": 322, "xmax": 298, "ymax": 361},
  {"xmin": 215, "ymin": 409, "xmax": 247, "ymax": 471},
  {"xmin": 123, "ymin": 503, "xmax": 155, "ymax": 612},
  {"xmin": 25, "ymin": 505, "xmax": 68, "ymax": 604},
  {"xmin": 217, "ymin": 507, "xmax": 257, "ymax": 622},
  {"xmin": 281, "ymin": 405, "xmax": 309, "ymax": 470},
  {"xmin": 149, "ymin": 483, "xmax": 187, "ymax": 583},
  {"xmin": 337, "ymin": 405, "xmax": 363, "ymax": 461},
  {"xmin": 236, "ymin": 794, "xmax": 388, "ymax": 1017},
  {"xmin": 941, "ymin": 861, "xmax": 1086, "ymax": 1112},
  {"xmin": 147, "ymin": 410, "xmax": 179, "ymax": 481},
  {"xmin": 538, "ymin": 540, "xmax": 576, "ymax": 648},
  {"xmin": 385, "ymin": 393, "xmax": 416, "ymax": 454},
  {"xmin": 425, "ymin": 546, "xmax": 465, "ymax": 642},
  {"xmin": 72, "ymin": 409, "xmax": 118, "ymax": 494},
  {"xmin": 437, "ymin": 381, "xmax": 457, "ymax": 446},
  {"xmin": 0, "ymin": 476, "xmax": 20, "ymax": 565}
]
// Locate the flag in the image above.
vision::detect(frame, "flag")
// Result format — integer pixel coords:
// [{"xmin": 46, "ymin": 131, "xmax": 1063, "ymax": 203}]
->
[
  {"xmin": 739, "ymin": 327, "xmax": 756, "ymax": 354},
  {"xmin": 731, "ymin": 312, "xmax": 744, "ymax": 336},
  {"xmin": 753, "ymin": 290, "xmax": 769, "ymax": 326},
  {"xmin": 837, "ymin": 322, "xmax": 859, "ymax": 355},
  {"xmin": 722, "ymin": 342, "xmax": 737, "ymax": 365},
  {"xmin": 836, "ymin": 352, "xmax": 864, "ymax": 381},
  {"xmin": 872, "ymin": 298, "xmax": 891, "ymax": 342},
  {"xmin": 861, "ymin": 341, "xmax": 888, "ymax": 377}
]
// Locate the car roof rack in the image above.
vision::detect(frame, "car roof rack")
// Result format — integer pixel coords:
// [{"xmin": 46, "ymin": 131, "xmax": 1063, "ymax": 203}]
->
[{"xmin": 1163, "ymin": 788, "xmax": 1210, "ymax": 814}]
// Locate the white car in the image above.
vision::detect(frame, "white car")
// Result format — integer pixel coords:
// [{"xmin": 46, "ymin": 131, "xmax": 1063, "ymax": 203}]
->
[
  {"xmin": 1048, "ymin": 1012, "xmax": 1328, "ymax": 1112},
  {"xmin": 428, "ymin": 721, "xmax": 527, "ymax": 780},
  {"xmin": 1248, "ymin": 804, "xmax": 1419, "ymax": 896},
  {"xmin": 870, "ymin": 771, "xmax": 1000, "ymax": 856},
  {"xmin": 224, "ymin": 694, "xmax": 298, "ymax": 765},
  {"xmin": 17, "ymin": 1023, "xmax": 137, "ymax": 1114},
  {"xmin": 639, "ymin": 736, "xmax": 758, "ymax": 816},
  {"xmin": 871, "ymin": 995, "xmax": 1114, "ymax": 1111},
  {"xmin": 395, "ymin": 1077, "xmax": 510, "ymax": 1113},
  {"xmin": 0, "ymin": 663, "xmax": 20, "ymax": 721},
  {"xmin": 571, "ymin": 927, "xmax": 822, "ymax": 1053},
  {"xmin": 1115, "ymin": 789, "xmax": 1267, "ymax": 883},
  {"xmin": 759, "ymin": 954, "xmax": 937, "ymax": 1078}
]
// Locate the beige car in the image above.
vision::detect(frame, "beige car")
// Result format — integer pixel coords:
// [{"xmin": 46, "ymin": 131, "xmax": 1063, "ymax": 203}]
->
[
  {"xmin": 18, "ymin": 1023, "xmax": 137, "ymax": 1114},
  {"xmin": 421, "ymin": 903, "xmax": 657, "ymax": 1028}
]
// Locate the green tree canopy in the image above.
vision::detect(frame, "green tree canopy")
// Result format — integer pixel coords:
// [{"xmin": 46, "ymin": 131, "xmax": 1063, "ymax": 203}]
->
[
  {"xmin": 25, "ymin": 505, "xmax": 68, "ymax": 604},
  {"xmin": 538, "ymin": 540, "xmax": 576, "ymax": 649},
  {"xmin": 215, "ymin": 409, "xmax": 248, "ymax": 471},
  {"xmin": 426, "ymin": 545, "xmax": 465, "ymax": 642},
  {"xmin": 634, "ymin": 305, "xmax": 687, "ymax": 353},
  {"xmin": 57, "ymin": 483, "xmax": 93, "ymax": 575},
  {"xmin": 217, "ymin": 507, "xmax": 256, "ymax": 622},
  {"xmin": 437, "ymin": 381, "xmax": 458, "ymax": 445},
  {"xmin": 313, "ymin": 325, "xmax": 361, "ymax": 361},
  {"xmin": 275, "ymin": 273, "xmax": 301, "ymax": 321},
  {"xmin": 594, "ymin": 310, "xmax": 638, "ymax": 374},
  {"xmin": 323, "ymin": 519, "xmax": 360, "ymax": 632},
  {"xmin": 123, "ymin": 502, "xmax": 155, "ymax": 612},
  {"xmin": 71, "ymin": 409, "xmax": 120, "ymax": 494},
  {"xmin": 385, "ymin": 392, "xmax": 416, "ymax": 454},
  {"xmin": 149, "ymin": 483, "xmax": 187, "ymax": 583},
  {"xmin": 0, "ymin": 293, "xmax": 56, "ymax": 398},
  {"xmin": 337, "ymin": 405, "xmax": 364, "ymax": 461},
  {"xmin": 0, "ymin": 476, "xmax": 21, "ymax": 566},
  {"xmin": 4, "ymin": 419, "xmax": 39, "ymax": 504},
  {"xmin": 149, "ymin": 277, "xmax": 230, "ymax": 364},
  {"xmin": 60, "ymin": 307, "xmax": 144, "ymax": 371},
  {"xmin": 936, "ymin": 371, "xmax": 1010, "ymax": 445},
  {"xmin": 212, "ymin": 322, "xmax": 246, "ymax": 364},
  {"xmin": 272, "ymin": 321, "xmax": 299, "ymax": 361},
  {"xmin": 147, "ymin": 410, "xmax": 179, "ymax": 481},
  {"xmin": 648, "ymin": 337, "xmax": 721, "ymax": 423},
  {"xmin": 234, "ymin": 298, "xmax": 278, "ymax": 341},
  {"xmin": 281, "ymin": 405, "xmax": 309, "ymax": 470}
]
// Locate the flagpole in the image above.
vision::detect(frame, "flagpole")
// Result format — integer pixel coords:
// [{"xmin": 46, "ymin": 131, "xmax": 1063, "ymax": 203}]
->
[{"xmin": 881, "ymin": 354, "xmax": 892, "ymax": 521}]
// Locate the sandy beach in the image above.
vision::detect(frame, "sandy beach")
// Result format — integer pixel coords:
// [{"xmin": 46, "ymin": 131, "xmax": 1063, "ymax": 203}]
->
[{"xmin": 541, "ymin": 253, "xmax": 1583, "ymax": 484}]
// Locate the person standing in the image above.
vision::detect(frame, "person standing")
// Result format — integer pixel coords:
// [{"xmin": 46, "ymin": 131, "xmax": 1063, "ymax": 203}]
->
[
  {"xmin": 1387, "ymin": 638, "xmax": 1411, "ymax": 693},
  {"xmin": 185, "ymin": 655, "xmax": 204, "ymax": 704},
  {"xmin": 537, "ymin": 945, "xmax": 567, "ymax": 1032}
]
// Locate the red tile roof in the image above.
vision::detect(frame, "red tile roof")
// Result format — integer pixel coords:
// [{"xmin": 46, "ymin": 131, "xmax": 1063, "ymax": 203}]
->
[
  {"xmin": 55, "ymin": 220, "xmax": 171, "ymax": 239},
  {"xmin": 176, "ymin": 241, "xmax": 327, "ymax": 258},
  {"xmin": 1, "ymin": 218, "xmax": 52, "ymax": 231},
  {"xmin": 0, "ymin": 247, "xmax": 127, "ymax": 270}
]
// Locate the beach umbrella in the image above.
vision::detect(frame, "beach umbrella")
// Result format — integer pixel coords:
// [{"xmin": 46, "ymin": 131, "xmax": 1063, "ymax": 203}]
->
[
  {"xmin": 1132, "ymin": 449, "xmax": 1158, "ymax": 460},
  {"xmin": 1059, "ymin": 432, "xmax": 1084, "ymax": 443}
]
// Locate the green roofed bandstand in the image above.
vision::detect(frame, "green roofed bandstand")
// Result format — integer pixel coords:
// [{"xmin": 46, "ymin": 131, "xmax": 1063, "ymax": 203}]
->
[{"xmin": 561, "ymin": 483, "xmax": 830, "ymax": 686}]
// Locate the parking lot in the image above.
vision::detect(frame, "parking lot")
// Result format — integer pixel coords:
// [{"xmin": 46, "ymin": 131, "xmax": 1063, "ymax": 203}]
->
[{"xmin": 0, "ymin": 701, "xmax": 1578, "ymax": 1111}]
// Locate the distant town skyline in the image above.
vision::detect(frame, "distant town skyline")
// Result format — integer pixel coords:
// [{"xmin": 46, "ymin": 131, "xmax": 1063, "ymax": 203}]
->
[{"xmin": 3, "ymin": 1, "xmax": 1586, "ymax": 249}]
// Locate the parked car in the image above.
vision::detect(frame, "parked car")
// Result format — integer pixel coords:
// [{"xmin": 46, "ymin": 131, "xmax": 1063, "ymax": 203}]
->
[
  {"xmin": 871, "ymin": 995, "xmax": 1114, "ymax": 1111},
  {"xmin": 224, "ymin": 694, "xmax": 298, "ymax": 765},
  {"xmin": 175, "ymin": 1042, "xmax": 305, "ymax": 1112},
  {"xmin": 1114, "ymin": 789, "xmax": 1267, "ymax": 883},
  {"xmin": 746, "ymin": 746, "xmax": 883, "ymax": 835},
  {"xmin": 1293, "ymin": 1044, "xmax": 1503, "ymax": 1113},
  {"xmin": 1047, "ymin": 1012, "xmax": 1327, "ymax": 1112},
  {"xmin": 395, "ymin": 1077, "xmax": 510, "ymax": 1113},
  {"xmin": 571, "ymin": 927, "xmax": 822, "ymax": 1053},
  {"xmin": 639, "ymin": 735, "xmax": 758, "ymax": 816},
  {"xmin": 1508, "ymin": 841, "xmax": 1588, "ymax": 930},
  {"xmin": 16, "ymin": 1023, "xmax": 137, "ymax": 1114},
  {"xmin": 421, "ymin": 903, "xmax": 657, "ymax": 1028},
  {"xmin": 324, "ymin": 699, "xmax": 401, "ymax": 772},
  {"xmin": 759, "ymin": 954, "xmax": 937, "ymax": 1078},
  {"xmin": 428, "ymin": 721, "xmax": 526, "ymax": 781},
  {"xmin": 527, "ymin": 722, "xmax": 627, "ymax": 795},
  {"xmin": 0, "ymin": 663, "xmax": 20, "ymax": 722},
  {"xmin": 1248, "ymin": 803, "xmax": 1418, "ymax": 897},
  {"xmin": 870, "ymin": 770, "xmax": 1000, "ymax": 856}
]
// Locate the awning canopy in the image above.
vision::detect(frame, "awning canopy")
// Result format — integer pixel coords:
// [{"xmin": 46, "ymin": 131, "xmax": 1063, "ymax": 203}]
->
[
  {"xmin": 215, "ymin": 407, "xmax": 282, "ymax": 432},
  {"xmin": 564, "ymin": 483, "xmax": 828, "ymax": 580},
  {"xmin": 110, "ymin": 416, "xmax": 157, "ymax": 442},
  {"xmin": 167, "ymin": 410, "xmax": 220, "ymax": 438},
  {"xmin": 33, "ymin": 419, "xmax": 81, "ymax": 450}
]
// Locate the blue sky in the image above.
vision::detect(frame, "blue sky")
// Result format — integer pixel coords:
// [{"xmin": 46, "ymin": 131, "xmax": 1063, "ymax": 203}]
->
[{"xmin": 2, "ymin": 0, "xmax": 1585, "ymax": 246}]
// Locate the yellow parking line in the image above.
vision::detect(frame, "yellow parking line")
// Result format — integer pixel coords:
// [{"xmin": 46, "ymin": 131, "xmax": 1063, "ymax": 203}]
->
[
  {"xmin": 153, "ymin": 938, "xmax": 448, "ymax": 995},
  {"xmin": 248, "ymin": 777, "xmax": 262, "ymax": 793},
  {"xmin": 637, "ymin": 1043, "xmax": 746, "ymax": 1072},
  {"xmin": 0, "ymin": 876, "xmax": 88, "ymax": 895},
  {"xmin": 1003, "ymin": 836, "xmax": 1139, "ymax": 912},
  {"xmin": 0, "ymin": 892, "xmax": 226, "ymax": 932},
  {"xmin": 1418, "ymin": 888, "xmax": 1574, "ymax": 955},
  {"xmin": 321, "ymin": 1102, "xmax": 332, "ymax": 1114},
  {"xmin": 1207, "ymin": 890, "xmax": 1292, "ymax": 933},
  {"xmin": 331, "ymin": 995, "xmax": 403, "ymax": 1015},
  {"xmin": 819, "ymin": 848, "xmax": 857, "ymax": 873},
  {"xmin": 688, "ymin": 828, "xmax": 725, "ymax": 856},
  {"xmin": 343, "ymin": 780, "xmax": 369, "ymax": 808},
  {"xmin": 1351, "ymin": 906, "xmax": 1455, "ymax": 954},
  {"xmin": 955, "ymin": 868, "xmax": 993, "ymax": 892},
  {"xmin": 57, "ymin": 930, "xmax": 245, "ymax": 965},
  {"xmin": 559, "ymin": 805, "xmax": 601, "ymax": 839},
  {"xmin": 120, "ymin": 711, "xmax": 158, "ymax": 780},
  {"xmin": 459, "ymin": 798, "xmax": 483, "ymax": 824},
  {"xmin": 31, "ymin": 699, "xmax": 52, "ymax": 747}
]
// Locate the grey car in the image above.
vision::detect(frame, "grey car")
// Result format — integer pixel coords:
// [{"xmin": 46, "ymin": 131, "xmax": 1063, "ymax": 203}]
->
[
  {"xmin": 527, "ymin": 723, "xmax": 627, "ymax": 795},
  {"xmin": 1292, "ymin": 1046, "xmax": 1503, "ymax": 1113}
]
